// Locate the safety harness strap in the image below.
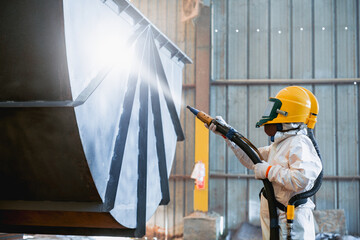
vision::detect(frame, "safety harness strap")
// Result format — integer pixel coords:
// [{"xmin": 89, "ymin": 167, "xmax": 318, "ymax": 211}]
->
[{"xmin": 259, "ymin": 187, "xmax": 307, "ymax": 212}]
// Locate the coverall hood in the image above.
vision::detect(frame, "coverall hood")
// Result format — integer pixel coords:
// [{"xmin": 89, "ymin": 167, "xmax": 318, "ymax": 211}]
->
[
  {"xmin": 272, "ymin": 123, "xmax": 307, "ymax": 143},
  {"xmin": 267, "ymin": 123, "xmax": 307, "ymax": 142}
]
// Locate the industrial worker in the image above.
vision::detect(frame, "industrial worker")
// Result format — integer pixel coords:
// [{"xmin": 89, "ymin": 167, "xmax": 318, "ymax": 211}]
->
[{"xmin": 207, "ymin": 86, "xmax": 322, "ymax": 239}]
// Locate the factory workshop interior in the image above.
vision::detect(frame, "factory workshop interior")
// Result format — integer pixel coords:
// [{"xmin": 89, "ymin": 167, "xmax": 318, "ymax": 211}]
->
[{"xmin": 0, "ymin": 0, "xmax": 360, "ymax": 239}]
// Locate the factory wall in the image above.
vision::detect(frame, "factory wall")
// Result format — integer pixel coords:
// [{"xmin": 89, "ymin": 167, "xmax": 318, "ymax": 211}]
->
[
  {"xmin": 210, "ymin": 0, "xmax": 359, "ymax": 235},
  {"xmin": 134, "ymin": 0, "xmax": 360, "ymax": 237}
]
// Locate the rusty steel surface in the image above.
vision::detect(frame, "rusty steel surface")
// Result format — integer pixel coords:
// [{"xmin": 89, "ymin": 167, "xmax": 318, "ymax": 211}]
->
[
  {"xmin": 0, "ymin": 1, "xmax": 71, "ymax": 102},
  {"xmin": 0, "ymin": 210, "xmax": 127, "ymax": 229},
  {"xmin": 0, "ymin": 108, "xmax": 100, "ymax": 202}
]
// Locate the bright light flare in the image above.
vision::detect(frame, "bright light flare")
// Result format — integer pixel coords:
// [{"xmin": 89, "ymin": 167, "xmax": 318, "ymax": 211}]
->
[{"xmin": 89, "ymin": 24, "xmax": 134, "ymax": 71}]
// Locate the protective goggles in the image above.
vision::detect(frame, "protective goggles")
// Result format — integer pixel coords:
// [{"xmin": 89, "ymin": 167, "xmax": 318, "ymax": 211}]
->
[{"xmin": 255, "ymin": 98, "xmax": 287, "ymax": 128}]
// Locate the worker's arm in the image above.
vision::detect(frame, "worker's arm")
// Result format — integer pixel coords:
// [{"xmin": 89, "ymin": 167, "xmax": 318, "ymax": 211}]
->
[
  {"xmin": 225, "ymin": 139, "xmax": 254, "ymax": 170},
  {"xmin": 207, "ymin": 117, "xmax": 255, "ymax": 170}
]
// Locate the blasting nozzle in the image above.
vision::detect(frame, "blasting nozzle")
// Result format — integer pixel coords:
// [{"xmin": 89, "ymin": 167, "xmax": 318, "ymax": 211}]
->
[
  {"xmin": 187, "ymin": 105, "xmax": 199, "ymax": 116},
  {"xmin": 186, "ymin": 105, "xmax": 213, "ymax": 126}
]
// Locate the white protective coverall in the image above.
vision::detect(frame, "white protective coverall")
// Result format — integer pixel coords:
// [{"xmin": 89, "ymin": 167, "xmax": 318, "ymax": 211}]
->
[{"xmin": 226, "ymin": 123, "xmax": 322, "ymax": 240}]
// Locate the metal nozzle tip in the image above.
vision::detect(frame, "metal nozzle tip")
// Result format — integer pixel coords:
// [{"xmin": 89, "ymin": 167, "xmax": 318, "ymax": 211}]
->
[{"xmin": 186, "ymin": 105, "xmax": 199, "ymax": 116}]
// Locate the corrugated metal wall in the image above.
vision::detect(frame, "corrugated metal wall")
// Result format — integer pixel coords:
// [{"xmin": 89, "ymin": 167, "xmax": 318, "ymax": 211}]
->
[
  {"xmin": 131, "ymin": 0, "xmax": 196, "ymax": 238},
  {"xmin": 210, "ymin": 0, "xmax": 360, "ymax": 235},
  {"xmin": 134, "ymin": 0, "xmax": 359, "ymax": 237}
]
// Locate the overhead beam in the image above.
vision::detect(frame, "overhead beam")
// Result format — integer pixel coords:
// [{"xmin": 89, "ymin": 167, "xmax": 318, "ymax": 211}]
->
[{"xmin": 212, "ymin": 78, "xmax": 360, "ymax": 85}]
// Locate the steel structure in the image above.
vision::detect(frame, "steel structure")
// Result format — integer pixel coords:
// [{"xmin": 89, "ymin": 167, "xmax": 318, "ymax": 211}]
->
[{"xmin": 0, "ymin": 0, "xmax": 190, "ymax": 237}]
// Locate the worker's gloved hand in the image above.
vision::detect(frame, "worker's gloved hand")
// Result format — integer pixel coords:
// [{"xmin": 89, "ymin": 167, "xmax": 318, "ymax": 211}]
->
[
  {"xmin": 205, "ymin": 116, "xmax": 227, "ymax": 137},
  {"xmin": 254, "ymin": 161, "xmax": 271, "ymax": 179},
  {"xmin": 208, "ymin": 123, "xmax": 222, "ymax": 136},
  {"xmin": 214, "ymin": 116, "xmax": 228, "ymax": 127},
  {"xmin": 226, "ymin": 139, "xmax": 254, "ymax": 170}
]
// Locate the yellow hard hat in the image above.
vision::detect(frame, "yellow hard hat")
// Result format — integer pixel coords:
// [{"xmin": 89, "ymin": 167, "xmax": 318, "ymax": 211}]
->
[
  {"xmin": 256, "ymin": 86, "xmax": 319, "ymax": 129},
  {"xmin": 299, "ymin": 87, "xmax": 319, "ymax": 129}
]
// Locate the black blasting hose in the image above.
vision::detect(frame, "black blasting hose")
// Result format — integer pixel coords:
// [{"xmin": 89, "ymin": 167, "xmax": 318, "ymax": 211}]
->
[
  {"xmin": 286, "ymin": 128, "xmax": 323, "ymax": 240},
  {"xmin": 187, "ymin": 106, "xmax": 280, "ymax": 240}
]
